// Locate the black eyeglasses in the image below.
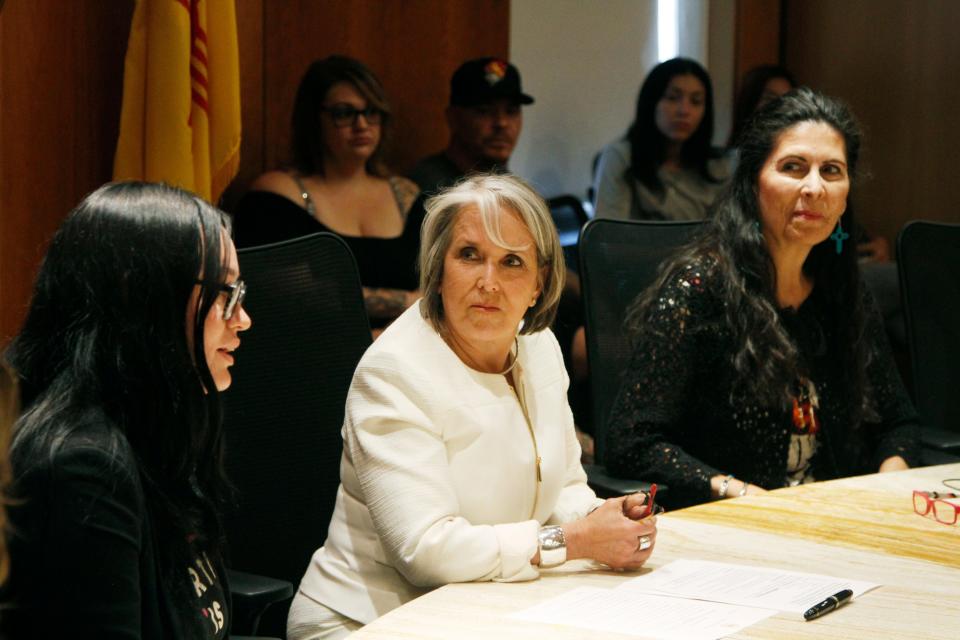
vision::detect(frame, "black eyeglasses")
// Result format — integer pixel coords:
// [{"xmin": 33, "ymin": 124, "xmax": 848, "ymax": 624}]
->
[
  {"xmin": 198, "ymin": 280, "xmax": 247, "ymax": 321},
  {"xmin": 321, "ymin": 104, "xmax": 383, "ymax": 128},
  {"xmin": 218, "ymin": 280, "xmax": 247, "ymax": 320}
]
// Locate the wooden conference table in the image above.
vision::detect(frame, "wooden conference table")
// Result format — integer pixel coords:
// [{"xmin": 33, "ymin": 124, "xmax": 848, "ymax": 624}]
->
[{"xmin": 352, "ymin": 463, "xmax": 960, "ymax": 639}]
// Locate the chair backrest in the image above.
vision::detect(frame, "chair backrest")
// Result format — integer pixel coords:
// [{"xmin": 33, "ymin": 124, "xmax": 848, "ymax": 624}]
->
[
  {"xmin": 222, "ymin": 232, "xmax": 372, "ymax": 632},
  {"xmin": 897, "ymin": 220, "xmax": 960, "ymax": 436},
  {"xmin": 548, "ymin": 195, "xmax": 591, "ymax": 272},
  {"xmin": 579, "ymin": 218, "xmax": 704, "ymax": 462}
]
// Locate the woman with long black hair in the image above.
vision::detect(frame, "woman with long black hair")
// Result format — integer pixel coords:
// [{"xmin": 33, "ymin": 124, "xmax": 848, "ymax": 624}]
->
[
  {"xmin": 605, "ymin": 89, "xmax": 919, "ymax": 509},
  {"xmin": 593, "ymin": 57, "xmax": 730, "ymax": 221},
  {"xmin": 1, "ymin": 182, "xmax": 251, "ymax": 638}
]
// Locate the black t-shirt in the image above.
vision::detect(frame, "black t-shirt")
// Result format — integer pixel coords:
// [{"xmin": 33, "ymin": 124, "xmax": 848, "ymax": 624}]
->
[{"xmin": 0, "ymin": 417, "xmax": 229, "ymax": 639}]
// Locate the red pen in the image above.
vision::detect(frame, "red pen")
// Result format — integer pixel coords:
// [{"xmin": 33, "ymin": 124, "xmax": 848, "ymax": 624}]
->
[{"xmin": 641, "ymin": 483, "xmax": 658, "ymax": 519}]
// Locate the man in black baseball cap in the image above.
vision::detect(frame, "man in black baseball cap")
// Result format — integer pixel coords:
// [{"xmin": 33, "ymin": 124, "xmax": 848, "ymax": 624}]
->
[{"xmin": 409, "ymin": 57, "xmax": 534, "ymax": 193}]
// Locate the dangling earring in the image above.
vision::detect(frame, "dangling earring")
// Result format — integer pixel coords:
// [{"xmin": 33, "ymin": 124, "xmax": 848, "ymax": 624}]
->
[
  {"xmin": 754, "ymin": 221, "xmax": 761, "ymax": 234},
  {"xmin": 830, "ymin": 221, "xmax": 850, "ymax": 255}
]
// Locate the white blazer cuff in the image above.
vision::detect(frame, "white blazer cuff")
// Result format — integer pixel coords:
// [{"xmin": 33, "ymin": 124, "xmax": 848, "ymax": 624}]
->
[{"xmin": 491, "ymin": 520, "xmax": 540, "ymax": 582}]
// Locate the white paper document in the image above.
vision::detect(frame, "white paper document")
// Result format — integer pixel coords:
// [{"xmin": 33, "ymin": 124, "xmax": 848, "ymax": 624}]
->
[
  {"xmin": 509, "ymin": 586, "xmax": 775, "ymax": 640},
  {"xmin": 618, "ymin": 559, "xmax": 880, "ymax": 614}
]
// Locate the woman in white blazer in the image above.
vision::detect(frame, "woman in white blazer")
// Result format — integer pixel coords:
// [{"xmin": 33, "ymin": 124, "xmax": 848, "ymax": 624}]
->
[{"xmin": 288, "ymin": 174, "xmax": 658, "ymax": 639}]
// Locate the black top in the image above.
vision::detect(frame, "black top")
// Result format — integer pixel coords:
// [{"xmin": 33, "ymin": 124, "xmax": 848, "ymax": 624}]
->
[
  {"xmin": 0, "ymin": 414, "xmax": 229, "ymax": 639},
  {"xmin": 232, "ymin": 190, "xmax": 424, "ymax": 292},
  {"xmin": 605, "ymin": 256, "xmax": 920, "ymax": 508}
]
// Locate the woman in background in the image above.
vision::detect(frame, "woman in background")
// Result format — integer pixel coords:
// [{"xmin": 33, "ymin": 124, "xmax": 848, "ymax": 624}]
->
[
  {"xmin": 1, "ymin": 182, "xmax": 251, "ymax": 638},
  {"xmin": 727, "ymin": 64, "xmax": 796, "ymax": 148},
  {"xmin": 606, "ymin": 89, "xmax": 919, "ymax": 508},
  {"xmin": 234, "ymin": 55, "xmax": 421, "ymax": 325},
  {"xmin": 593, "ymin": 57, "xmax": 730, "ymax": 221}
]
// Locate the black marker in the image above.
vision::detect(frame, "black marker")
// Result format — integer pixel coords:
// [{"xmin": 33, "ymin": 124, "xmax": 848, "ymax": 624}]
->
[{"xmin": 803, "ymin": 589, "xmax": 853, "ymax": 621}]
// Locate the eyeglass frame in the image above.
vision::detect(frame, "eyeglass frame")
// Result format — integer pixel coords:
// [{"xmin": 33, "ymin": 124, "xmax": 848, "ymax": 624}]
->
[
  {"xmin": 912, "ymin": 489, "xmax": 960, "ymax": 525},
  {"xmin": 196, "ymin": 279, "xmax": 247, "ymax": 321},
  {"xmin": 320, "ymin": 103, "xmax": 383, "ymax": 128}
]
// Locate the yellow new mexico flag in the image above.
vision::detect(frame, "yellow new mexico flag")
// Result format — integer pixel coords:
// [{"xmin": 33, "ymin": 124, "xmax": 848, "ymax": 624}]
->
[{"xmin": 114, "ymin": 0, "xmax": 241, "ymax": 204}]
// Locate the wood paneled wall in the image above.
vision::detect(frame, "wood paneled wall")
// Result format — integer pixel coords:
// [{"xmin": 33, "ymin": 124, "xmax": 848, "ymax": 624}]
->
[
  {"xmin": 783, "ymin": 0, "xmax": 960, "ymax": 244},
  {"xmin": 734, "ymin": 0, "xmax": 782, "ymax": 94},
  {"xmin": 0, "ymin": 0, "xmax": 508, "ymax": 344},
  {"xmin": 0, "ymin": 1, "xmax": 134, "ymax": 344},
  {"xmin": 224, "ymin": 0, "xmax": 510, "ymax": 208},
  {"xmin": 258, "ymin": 0, "xmax": 509, "ymax": 183}
]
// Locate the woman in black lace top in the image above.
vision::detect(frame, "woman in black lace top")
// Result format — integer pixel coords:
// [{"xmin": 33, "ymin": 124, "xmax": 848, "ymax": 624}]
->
[{"xmin": 606, "ymin": 89, "xmax": 920, "ymax": 509}]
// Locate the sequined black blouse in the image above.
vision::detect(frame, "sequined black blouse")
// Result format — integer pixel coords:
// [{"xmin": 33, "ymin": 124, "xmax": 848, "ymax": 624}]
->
[{"xmin": 605, "ymin": 256, "xmax": 920, "ymax": 508}]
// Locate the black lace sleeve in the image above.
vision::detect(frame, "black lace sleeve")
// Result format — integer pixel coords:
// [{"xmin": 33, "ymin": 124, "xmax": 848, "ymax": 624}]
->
[
  {"xmin": 860, "ymin": 287, "xmax": 921, "ymax": 467},
  {"xmin": 605, "ymin": 261, "xmax": 727, "ymax": 505}
]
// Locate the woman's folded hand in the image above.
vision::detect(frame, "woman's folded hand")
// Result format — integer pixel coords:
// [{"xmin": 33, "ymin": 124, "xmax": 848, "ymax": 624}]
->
[{"xmin": 564, "ymin": 496, "xmax": 657, "ymax": 570}]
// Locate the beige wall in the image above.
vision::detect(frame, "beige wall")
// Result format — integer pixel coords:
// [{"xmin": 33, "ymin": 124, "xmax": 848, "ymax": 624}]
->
[
  {"xmin": 507, "ymin": 0, "xmax": 778, "ymax": 198},
  {"xmin": 508, "ymin": 0, "xmax": 659, "ymax": 198},
  {"xmin": 708, "ymin": 0, "xmax": 737, "ymax": 146},
  {"xmin": 784, "ymin": 0, "xmax": 960, "ymax": 246}
]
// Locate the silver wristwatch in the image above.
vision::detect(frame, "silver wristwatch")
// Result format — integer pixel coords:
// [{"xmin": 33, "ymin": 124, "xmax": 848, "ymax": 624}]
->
[{"xmin": 537, "ymin": 525, "xmax": 567, "ymax": 568}]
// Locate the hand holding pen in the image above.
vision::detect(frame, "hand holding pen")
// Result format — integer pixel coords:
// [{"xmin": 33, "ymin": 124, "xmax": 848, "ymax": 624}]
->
[
  {"xmin": 623, "ymin": 483, "xmax": 663, "ymax": 521},
  {"xmin": 570, "ymin": 489, "xmax": 659, "ymax": 570}
]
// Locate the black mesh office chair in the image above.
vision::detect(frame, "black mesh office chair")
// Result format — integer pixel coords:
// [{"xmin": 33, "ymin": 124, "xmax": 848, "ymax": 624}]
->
[
  {"xmin": 579, "ymin": 218, "xmax": 704, "ymax": 496},
  {"xmin": 547, "ymin": 195, "xmax": 590, "ymax": 273},
  {"xmin": 897, "ymin": 221, "xmax": 960, "ymax": 455},
  {"xmin": 223, "ymin": 232, "xmax": 372, "ymax": 636}
]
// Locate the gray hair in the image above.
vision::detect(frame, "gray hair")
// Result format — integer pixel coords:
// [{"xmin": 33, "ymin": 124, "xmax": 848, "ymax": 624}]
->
[{"xmin": 418, "ymin": 173, "xmax": 565, "ymax": 335}]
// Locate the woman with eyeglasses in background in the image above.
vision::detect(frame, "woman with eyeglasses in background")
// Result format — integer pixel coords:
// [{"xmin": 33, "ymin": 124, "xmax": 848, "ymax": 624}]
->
[
  {"xmin": 727, "ymin": 64, "xmax": 797, "ymax": 151},
  {"xmin": 233, "ymin": 55, "xmax": 422, "ymax": 328},
  {"xmin": 593, "ymin": 57, "xmax": 730, "ymax": 222},
  {"xmin": 0, "ymin": 182, "xmax": 251, "ymax": 638}
]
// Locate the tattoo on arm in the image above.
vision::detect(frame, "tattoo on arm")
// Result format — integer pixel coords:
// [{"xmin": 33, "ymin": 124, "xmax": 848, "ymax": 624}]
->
[{"xmin": 363, "ymin": 287, "xmax": 411, "ymax": 320}]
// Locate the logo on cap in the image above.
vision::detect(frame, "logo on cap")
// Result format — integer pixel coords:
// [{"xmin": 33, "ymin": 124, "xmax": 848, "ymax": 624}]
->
[{"xmin": 483, "ymin": 59, "xmax": 508, "ymax": 86}]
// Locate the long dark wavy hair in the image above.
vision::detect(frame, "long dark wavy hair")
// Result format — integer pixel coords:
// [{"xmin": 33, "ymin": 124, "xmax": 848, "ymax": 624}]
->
[
  {"xmin": 6, "ymin": 182, "xmax": 232, "ymax": 604},
  {"xmin": 626, "ymin": 57, "xmax": 721, "ymax": 195},
  {"xmin": 728, "ymin": 64, "xmax": 797, "ymax": 147},
  {"xmin": 290, "ymin": 54, "xmax": 392, "ymax": 177},
  {"xmin": 0, "ymin": 361, "xmax": 16, "ymax": 586},
  {"xmin": 627, "ymin": 88, "xmax": 866, "ymax": 415}
]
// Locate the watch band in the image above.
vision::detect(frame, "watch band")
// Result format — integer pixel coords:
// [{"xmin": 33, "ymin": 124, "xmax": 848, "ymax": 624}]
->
[{"xmin": 537, "ymin": 525, "xmax": 567, "ymax": 568}]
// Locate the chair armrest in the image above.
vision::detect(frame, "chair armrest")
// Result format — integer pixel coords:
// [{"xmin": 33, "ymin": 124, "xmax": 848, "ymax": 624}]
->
[
  {"xmin": 229, "ymin": 569, "xmax": 294, "ymax": 636},
  {"xmin": 584, "ymin": 463, "xmax": 665, "ymax": 498},
  {"xmin": 920, "ymin": 426, "xmax": 960, "ymax": 452},
  {"xmin": 920, "ymin": 446, "xmax": 960, "ymax": 466}
]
